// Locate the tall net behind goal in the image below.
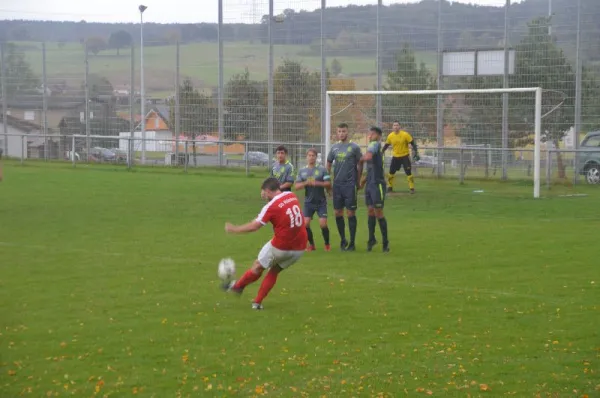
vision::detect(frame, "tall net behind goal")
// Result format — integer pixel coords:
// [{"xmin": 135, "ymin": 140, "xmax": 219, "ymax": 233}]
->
[{"xmin": 325, "ymin": 88, "xmax": 546, "ymax": 198}]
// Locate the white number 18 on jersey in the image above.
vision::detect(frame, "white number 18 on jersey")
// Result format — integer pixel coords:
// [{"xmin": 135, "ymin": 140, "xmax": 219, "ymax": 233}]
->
[{"xmin": 285, "ymin": 205, "xmax": 303, "ymax": 228}]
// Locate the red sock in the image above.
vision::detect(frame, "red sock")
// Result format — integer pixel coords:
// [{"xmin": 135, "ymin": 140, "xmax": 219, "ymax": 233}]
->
[
  {"xmin": 233, "ymin": 269, "xmax": 262, "ymax": 290},
  {"xmin": 254, "ymin": 269, "xmax": 279, "ymax": 304}
]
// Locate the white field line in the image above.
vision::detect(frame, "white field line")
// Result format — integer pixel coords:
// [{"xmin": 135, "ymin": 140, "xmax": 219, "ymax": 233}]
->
[{"xmin": 0, "ymin": 241, "xmax": 571, "ymax": 304}]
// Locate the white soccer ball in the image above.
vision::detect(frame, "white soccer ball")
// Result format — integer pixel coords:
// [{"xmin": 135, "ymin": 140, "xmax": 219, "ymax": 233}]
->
[{"xmin": 218, "ymin": 258, "xmax": 236, "ymax": 280}]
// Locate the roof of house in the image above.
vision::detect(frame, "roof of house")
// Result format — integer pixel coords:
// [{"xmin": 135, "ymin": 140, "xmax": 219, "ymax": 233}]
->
[
  {"xmin": 134, "ymin": 107, "xmax": 171, "ymax": 131},
  {"xmin": 155, "ymin": 105, "xmax": 170, "ymax": 122},
  {"xmin": 0, "ymin": 113, "xmax": 49, "ymax": 133}
]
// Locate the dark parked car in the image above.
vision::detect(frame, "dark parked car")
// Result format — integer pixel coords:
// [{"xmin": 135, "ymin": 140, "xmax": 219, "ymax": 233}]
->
[{"xmin": 576, "ymin": 131, "xmax": 600, "ymax": 184}]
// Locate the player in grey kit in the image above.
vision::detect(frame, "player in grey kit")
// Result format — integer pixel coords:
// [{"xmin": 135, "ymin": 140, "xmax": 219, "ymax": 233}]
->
[
  {"xmin": 295, "ymin": 148, "xmax": 332, "ymax": 251},
  {"xmin": 359, "ymin": 126, "xmax": 389, "ymax": 253},
  {"xmin": 326, "ymin": 123, "xmax": 363, "ymax": 251},
  {"xmin": 270, "ymin": 145, "xmax": 295, "ymax": 191}
]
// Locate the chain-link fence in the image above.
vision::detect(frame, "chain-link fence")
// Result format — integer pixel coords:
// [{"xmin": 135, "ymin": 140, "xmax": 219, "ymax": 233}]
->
[{"xmin": 1, "ymin": 0, "xmax": 599, "ymax": 185}]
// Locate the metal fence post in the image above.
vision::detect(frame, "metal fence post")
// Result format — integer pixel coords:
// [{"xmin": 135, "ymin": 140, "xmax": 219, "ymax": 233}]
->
[
  {"xmin": 545, "ymin": 149, "xmax": 552, "ymax": 188},
  {"xmin": 184, "ymin": 140, "xmax": 188, "ymax": 173},
  {"xmin": 71, "ymin": 135, "xmax": 76, "ymax": 168},
  {"xmin": 21, "ymin": 135, "xmax": 25, "ymax": 165},
  {"xmin": 175, "ymin": 41, "xmax": 180, "ymax": 166},
  {"xmin": 84, "ymin": 44, "xmax": 90, "ymax": 162},
  {"xmin": 485, "ymin": 146, "xmax": 490, "ymax": 178},
  {"xmin": 245, "ymin": 142, "xmax": 250, "ymax": 176},
  {"xmin": 0, "ymin": 43, "xmax": 7, "ymax": 156},
  {"xmin": 127, "ymin": 138, "xmax": 132, "ymax": 170},
  {"xmin": 42, "ymin": 42, "xmax": 49, "ymax": 161},
  {"xmin": 459, "ymin": 147, "xmax": 464, "ymax": 184}
]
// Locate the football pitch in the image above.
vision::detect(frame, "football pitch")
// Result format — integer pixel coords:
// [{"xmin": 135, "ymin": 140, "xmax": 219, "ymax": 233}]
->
[{"xmin": 1, "ymin": 163, "xmax": 599, "ymax": 397}]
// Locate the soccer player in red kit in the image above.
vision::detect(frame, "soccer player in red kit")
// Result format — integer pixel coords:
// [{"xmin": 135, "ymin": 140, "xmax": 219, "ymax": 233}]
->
[{"xmin": 224, "ymin": 177, "xmax": 308, "ymax": 310}]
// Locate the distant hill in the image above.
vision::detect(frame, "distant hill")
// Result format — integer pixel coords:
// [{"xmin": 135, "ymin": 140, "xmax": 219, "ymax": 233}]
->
[{"xmin": 0, "ymin": 0, "xmax": 598, "ymax": 61}]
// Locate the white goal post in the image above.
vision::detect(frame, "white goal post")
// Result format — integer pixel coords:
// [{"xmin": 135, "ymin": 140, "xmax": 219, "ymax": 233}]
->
[{"xmin": 325, "ymin": 88, "xmax": 543, "ymax": 199}]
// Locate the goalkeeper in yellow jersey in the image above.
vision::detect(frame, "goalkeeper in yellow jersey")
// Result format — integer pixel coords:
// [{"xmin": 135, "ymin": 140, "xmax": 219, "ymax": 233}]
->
[{"xmin": 381, "ymin": 121, "xmax": 419, "ymax": 194}]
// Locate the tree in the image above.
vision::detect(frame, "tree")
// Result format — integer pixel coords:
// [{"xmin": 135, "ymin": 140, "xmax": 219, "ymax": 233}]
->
[
  {"xmin": 170, "ymin": 79, "xmax": 217, "ymax": 164},
  {"xmin": 11, "ymin": 26, "xmax": 30, "ymax": 41},
  {"xmin": 452, "ymin": 75, "xmax": 504, "ymax": 152},
  {"xmin": 165, "ymin": 30, "xmax": 181, "ymax": 45},
  {"xmin": 273, "ymin": 59, "xmax": 320, "ymax": 143},
  {"xmin": 331, "ymin": 59, "xmax": 342, "ymax": 76},
  {"xmin": 459, "ymin": 16, "xmax": 577, "ymax": 178},
  {"xmin": 0, "ymin": 43, "xmax": 38, "ymax": 96},
  {"xmin": 83, "ymin": 74, "xmax": 114, "ymax": 98},
  {"xmin": 322, "ymin": 76, "xmax": 375, "ymax": 139},
  {"xmin": 108, "ymin": 30, "xmax": 132, "ymax": 55},
  {"xmin": 582, "ymin": 66, "xmax": 600, "ymax": 130},
  {"xmin": 86, "ymin": 36, "xmax": 106, "ymax": 55},
  {"xmin": 224, "ymin": 69, "xmax": 266, "ymax": 141},
  {"xmin": 383, "ymin": 44, "xmax": 438, "ymax": 141},
  {"xmin": 510, "ymin": 17, "xmax": 576, "ymax": 178}
]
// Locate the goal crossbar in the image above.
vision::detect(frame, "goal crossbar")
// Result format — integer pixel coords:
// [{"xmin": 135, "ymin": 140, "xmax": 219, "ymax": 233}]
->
[
  {"xmin": 327, "ymin": 88, "xmax": 541, "ymax": 96},
  {"xmin": 325, "ymin": 87, "xmax": 543, "ymax": 198}
]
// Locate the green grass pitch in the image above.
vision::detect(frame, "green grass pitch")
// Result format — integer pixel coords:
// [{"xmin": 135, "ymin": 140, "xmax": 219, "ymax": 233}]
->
[{"xmin": 0, "ymin": 163, "xmax": 599, "ymax": 397}]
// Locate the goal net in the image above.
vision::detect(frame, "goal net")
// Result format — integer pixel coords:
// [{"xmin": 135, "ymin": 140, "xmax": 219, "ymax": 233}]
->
[{"xmin": 325, "ymin": 88, "xmax": 544, "ymax": 198}]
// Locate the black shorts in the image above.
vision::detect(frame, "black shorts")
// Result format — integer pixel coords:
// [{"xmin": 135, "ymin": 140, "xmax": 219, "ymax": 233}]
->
[
  {"xmin": 332, "ymin": 184, "xmax": 357, "ymax": 211},
  {"xmin": 365, "ymin": 182, "xmax": 386, "ymax": 208},
  {"xmin": 303, "ymin": 202, "xmax": 328, "ymax": 219},
  {"xmin": 390, "ymin": 155, "xmax": 412, "ymax": 175}
]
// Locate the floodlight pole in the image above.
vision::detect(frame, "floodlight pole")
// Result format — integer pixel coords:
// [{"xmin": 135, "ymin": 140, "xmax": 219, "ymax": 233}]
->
[
  {"xmin": 376, "ymin": 0, "xmax": 382, "ymax": 127},
  {"xmin": 502, "ymin": 0, "xmax": 510, "ymax": 180},
  {"xmin": 436, "ymin": 0, "xmax": 444, "ymax": 177},
  {"xmin": 573, "ymin": 0, "xmax": 581, "ymax": 184},
  {"xmin": 139, "ymin": 5, "xmax": 147, "ymax": 164},
  {"xmin": 320, "ymin": 0, "xmax": 327, "ymax": 159},
  {"xmin": 268, "ymin": 0, "xmax": 274, "ymax": 162},
  {"xmin": 548, "ymin": 0, "xmax": 552, "ymax": 35},
  {"xmin": 218, "ymin": 0, "xmax": 224, "ymax": 166},
  {"xmin": 1, "ymin": 43, "xmax": 7, "ymax": 156}
]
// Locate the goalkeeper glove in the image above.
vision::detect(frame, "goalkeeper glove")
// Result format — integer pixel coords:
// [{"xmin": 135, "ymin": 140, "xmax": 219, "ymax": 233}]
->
[{"xmin": 413, "ymin": 153, "xmax": 420, "ymax": 162}]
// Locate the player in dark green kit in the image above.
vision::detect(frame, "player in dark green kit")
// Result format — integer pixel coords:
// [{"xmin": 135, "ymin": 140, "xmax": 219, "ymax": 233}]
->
[
  {"xmin": 270, "ymin": 145, "xmax": 295, "ymax": 191},
  {"xmin": 326, "ymin": 123, "xmax": 363, "ymax": 251},
  {"xmin": 295, "ymin": 148, "xmax": 332, "ymax": 251},
  {"xmin": 359, "ymin": 126, "xmax": 389, "ymax": 253}
]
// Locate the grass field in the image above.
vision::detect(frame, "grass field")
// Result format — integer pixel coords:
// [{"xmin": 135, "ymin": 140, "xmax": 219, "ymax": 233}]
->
[
  {"xmin": 18, "ymin": 41, "xmax": 436, "ymax": 95},
  {"xmin": 1, "ymin": 163, "xmax": 599, "ymax": 397}
]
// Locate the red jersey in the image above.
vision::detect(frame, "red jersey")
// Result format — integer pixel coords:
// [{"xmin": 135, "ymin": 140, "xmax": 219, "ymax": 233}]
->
[{"xmin": 256, "ymin": 191, "xmax": 308, "ymax": 251}]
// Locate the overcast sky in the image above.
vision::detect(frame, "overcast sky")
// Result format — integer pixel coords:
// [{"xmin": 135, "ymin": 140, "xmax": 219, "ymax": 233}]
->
[{"xmin": 0, "ymin": 0, "xmax": 518, "ymax": 24}]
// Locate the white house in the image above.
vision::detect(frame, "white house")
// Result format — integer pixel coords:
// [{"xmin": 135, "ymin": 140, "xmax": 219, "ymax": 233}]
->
[{"xmin": 0, "ymin": 115, "xmax": 47, "ymax": 159}]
